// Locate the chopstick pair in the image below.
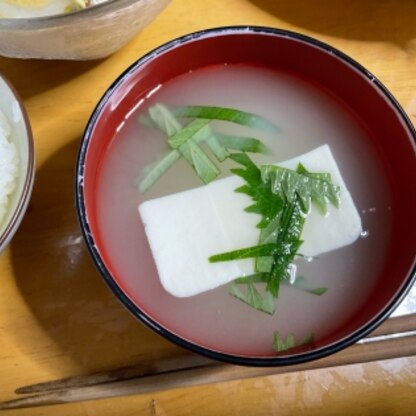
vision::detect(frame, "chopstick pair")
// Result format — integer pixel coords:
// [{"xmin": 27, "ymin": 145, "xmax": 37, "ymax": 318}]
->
[{"xmin": 2, "ymin": 313, "xmax": 416, "ymax": 410}]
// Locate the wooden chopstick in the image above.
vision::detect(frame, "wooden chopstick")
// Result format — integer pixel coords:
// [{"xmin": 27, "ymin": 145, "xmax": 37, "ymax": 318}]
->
[
  {"xmin": 366, "ymin": 313, "xmax": 416, "ymax": 337},
  {"xmin": 15, "ymin": 313, "xmax": 416, "ymax": 395},
  {"xmin": 15, "ymin": 354, "xmax": 213, "ymax": 395},
  {"xmin": 2, "ymin": 313, "xmax": 416, "ymax": 410},
  {"xmin": 2, "ymin": 333, "xmax": 416, "ymax": 410}
]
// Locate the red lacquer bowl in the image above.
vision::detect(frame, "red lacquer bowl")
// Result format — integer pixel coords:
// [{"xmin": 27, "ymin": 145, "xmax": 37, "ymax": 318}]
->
[{"xmin": 76, "ymin": 27, "xmax": 416, "ymax": 366}]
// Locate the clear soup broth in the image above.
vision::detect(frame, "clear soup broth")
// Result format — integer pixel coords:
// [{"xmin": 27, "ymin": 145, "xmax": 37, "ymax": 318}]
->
[{"xmin": 95, "ymin": 64, "xmax": 392, "ymax": 356}]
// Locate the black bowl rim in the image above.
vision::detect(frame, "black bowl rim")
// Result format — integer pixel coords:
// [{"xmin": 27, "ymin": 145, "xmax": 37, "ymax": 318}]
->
[{"xmin": 75, "ymin": 25, "xmax": 416, "ymax": 367}]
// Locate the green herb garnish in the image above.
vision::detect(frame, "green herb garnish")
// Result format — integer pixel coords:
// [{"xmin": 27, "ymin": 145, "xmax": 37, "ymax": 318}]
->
[
  {"xmin": 291, "ymin": 276, "xmax": 328, "ymax": 296},
  {"xmin": 273, "ymin": 331, "xmax": 315, "ymax": 353},
  {"xmin": 215, "ymin": 134, "xmax": 269, "ymax": 154},
  {"xmin": 172, "ymin": 105, "xmax": 281, "ymax": 133},
  {"xmin": 234, "ymin": 273, "xmax": 328, "ymax": 296},
  {"xmin": 229, "ymin": 281, "xmax": 276, "ymax": 315},
  {"xmin": 137, "ymin": 104, "xmax": 276, "ymax": 192},
  {"xmin": 261, "ymin": 163, "xmax": 340, "ymax": 215},
  {"xmin": 231, "ymin": 273, "xmax": 326, "ymax": 314},
  {"xmin": 229, "ymin": 153, "xmax": 283, "ymax": 228},
  {"xmin": 209, "ymin": 153, "xmax": 339, "ymax": 312}
]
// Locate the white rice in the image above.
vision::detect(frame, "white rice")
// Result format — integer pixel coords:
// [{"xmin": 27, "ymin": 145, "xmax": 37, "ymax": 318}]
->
[{"xmin": 0, "ymin": 109, "xmax": 19, "ymax": 227}]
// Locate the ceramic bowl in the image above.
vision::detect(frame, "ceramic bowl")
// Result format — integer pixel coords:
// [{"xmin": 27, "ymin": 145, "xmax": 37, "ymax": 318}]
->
[
  {"xmin": 0, "ymin": 0, "xmax": 171, "ymax": 60},
  {"xmin": 0, "ymin": 74, "xmax": 34, "ymax": 254},
  {"xmin": 76, "ymin": 27, "xmax": 416, "ymax": 365}
]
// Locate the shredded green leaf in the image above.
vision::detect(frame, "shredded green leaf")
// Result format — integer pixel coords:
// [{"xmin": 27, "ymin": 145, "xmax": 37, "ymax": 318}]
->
[
  {"xmin": 210, "ymin": 153, "xmax": 338, "ymax": 311},
  {"xmin": 308, "ymin": 287, "xmax": 328, "ymax": 296},
  {"xmin": 209, "ymin": 243, "xmax": 277, "ymax": 262},
  {"xmin": 205, "ymin": 135, "xmax": 229, "ymax": 162},
  {"xmin": 234, "ymin": 273, "xmax": 268, "ymax": 284},
  {"xmin": 137, "ymin": 105, "xmax": 184, "ymax": 192},
  {"xmin": 229, "ymin": 153, "xmax": 283, "ymax": 229},
  {"xmin": 234, "ymin": 273, "xmax": 328, "ymax": 297},
  {"xmin": 137, "ymin": 104, "xmax": 275, "ymax": 192},
  {"xmin": 291, "ymin": 276, "xmax": 328, "ymax": 296},
  {"xmin": 215, "ymin": 134, "xmax": 270, "ymax": 154},
  {"xmin": 210, "ymin": 205, "xmax": 304, "ymax": 298},
  {"xmin": 185, "ymin": 139, "xmax": 220, "ymax": 184},
  {"xmin": 266, "ymin": 200, "xmax": 305, "ymax": 296},
  {"xmin": 168, "ymin": 119, "xmax": 211, "ymax": 149},
  {"xmin": 272, "ymin": 331, "xmax": 315, "ymax": 353},
  {"xmin": 137, "ymin": 150, "xmax": 181, "ymax": 193},
  {"xmin": 229, "ymin": 282, "xmax": 276, "ymax": 315},
  {"xmin": 261, "ymin": 163, "xmax": 340, "ymax": 215},
  {"xmin": 145, "ymin": 104, "xmax": 182, "ymax": 136},
  {"xmin": 172, "ymin": 105, "xmax": 281, "ymax": 133}
]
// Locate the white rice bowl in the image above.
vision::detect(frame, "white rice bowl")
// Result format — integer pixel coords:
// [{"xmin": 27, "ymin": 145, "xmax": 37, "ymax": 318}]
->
[
  {"xmin": 0, "ymin": 109, "xmax": 19, "ymax": 226},
  {"xmin": 0, "ymin": 74, "xmax": 34, "ymax": 253}
]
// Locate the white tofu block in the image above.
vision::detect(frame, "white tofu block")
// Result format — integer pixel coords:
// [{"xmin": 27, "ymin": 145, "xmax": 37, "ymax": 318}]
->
[{"xmin": 139, "ymin": 145, "xmax": 362, "ymax": 297}]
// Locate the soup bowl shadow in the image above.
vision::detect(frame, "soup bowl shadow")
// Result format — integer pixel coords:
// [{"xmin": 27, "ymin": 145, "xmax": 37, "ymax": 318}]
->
[
  {"xmin": 76, "ymin": 27, "xmax": 416, "ymax": 366},
  {"xmin": 249, "ymin": 0, "xmax": 416, "ymax": 48},
  {"xmin": 0, "ymin": 57, "xmax": 104, "ymax": 101},
  {"xmin": 9, "ymin": 139, "xmax": 183, "ymax": 374}
]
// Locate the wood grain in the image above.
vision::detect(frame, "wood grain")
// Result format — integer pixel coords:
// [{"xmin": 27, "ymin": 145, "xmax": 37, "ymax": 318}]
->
[
  {"xmin": 12, "ymin": 313, "xmax": 416, "ymax": 397},
  {"xmin": 0, "ymin": 0, "xmax": 415, "ymax": 414},
  {"xmin": 2, "ymin": 333, "xmax": 416, "ymax": 410}
]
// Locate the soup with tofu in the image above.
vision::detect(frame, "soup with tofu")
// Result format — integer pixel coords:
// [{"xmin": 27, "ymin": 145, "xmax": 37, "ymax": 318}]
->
[{"xmin": 95, "ymin": 64, "xmax": 392, "ymax": 355}]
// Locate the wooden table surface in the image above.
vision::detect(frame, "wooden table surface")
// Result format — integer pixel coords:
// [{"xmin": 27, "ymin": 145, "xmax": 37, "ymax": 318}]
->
[{"xmin": 1, "ymin": 0, "xmax": 416, "ymax": 414}]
